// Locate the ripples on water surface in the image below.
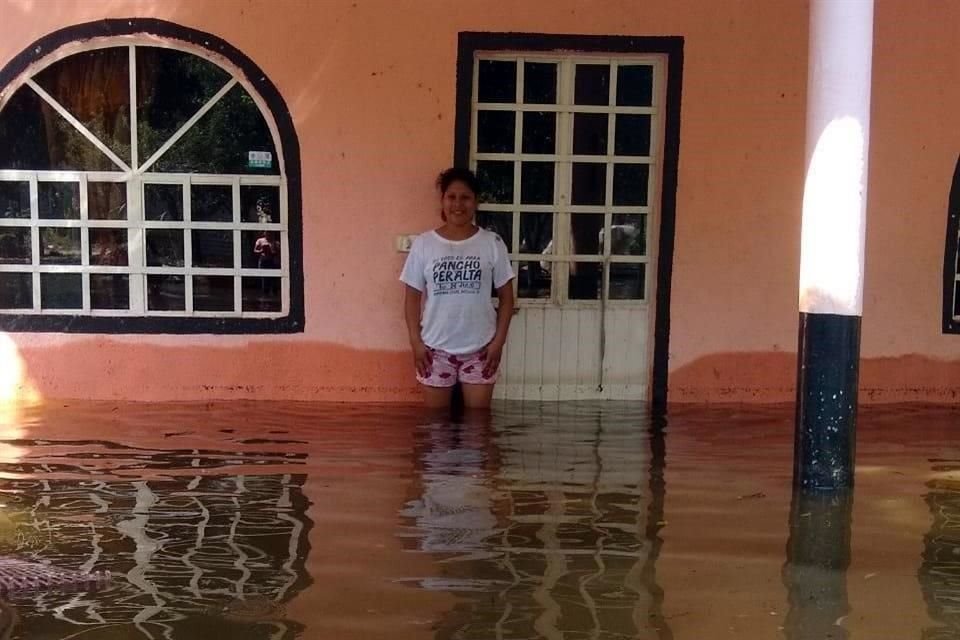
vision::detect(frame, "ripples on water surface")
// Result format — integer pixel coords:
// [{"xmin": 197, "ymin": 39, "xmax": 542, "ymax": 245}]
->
[{"xmin": 0, "ymin": 401, "xmax": 955, "ymax": 638}]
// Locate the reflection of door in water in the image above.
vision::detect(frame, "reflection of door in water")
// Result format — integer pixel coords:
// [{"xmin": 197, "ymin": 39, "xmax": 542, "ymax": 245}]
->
[{"xmin": 470, "ymin": 54, "xmax": 666, "ymax": 401}]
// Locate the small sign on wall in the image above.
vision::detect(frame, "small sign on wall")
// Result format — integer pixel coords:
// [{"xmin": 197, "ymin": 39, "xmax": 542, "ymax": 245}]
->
[{"xmin": 248, "ymin": 151, "xmax": 273, "ymax": 169}]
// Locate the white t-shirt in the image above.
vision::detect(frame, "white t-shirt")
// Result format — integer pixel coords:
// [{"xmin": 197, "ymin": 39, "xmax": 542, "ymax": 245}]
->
[{"xmin": 400, "ymin": 228, "xmax": 514, "ymax": 355}]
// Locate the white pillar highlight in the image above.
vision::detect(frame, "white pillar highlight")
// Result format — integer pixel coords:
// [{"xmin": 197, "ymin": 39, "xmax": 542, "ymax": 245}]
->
[{"xmin": 799, "ymin": 0, "xmax": 874, "ymax": 316}]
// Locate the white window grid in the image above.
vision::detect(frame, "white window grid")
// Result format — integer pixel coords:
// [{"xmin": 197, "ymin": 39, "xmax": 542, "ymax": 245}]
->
[
  {"xmin": 0, "ymin": 41, "xmax": 290, "ymax": 318},
  {"xmin": 470, "ymin": 53, "xmax": 665, "ymax": 307}
]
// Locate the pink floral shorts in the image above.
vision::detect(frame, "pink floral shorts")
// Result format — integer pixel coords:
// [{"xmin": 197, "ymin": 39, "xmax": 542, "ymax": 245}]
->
[{"xmin": 417, "ymin": 348, "xmax": 498, "ymax": 387}]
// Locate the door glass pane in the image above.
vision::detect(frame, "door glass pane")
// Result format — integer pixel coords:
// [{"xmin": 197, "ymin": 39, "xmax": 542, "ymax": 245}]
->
[
  {"xmin": 88, "ymin": 182, "xmax": 127, "ymax": 220},
  {"xmin": 243, "ymin": 276, "xmax": 281, "ymax": 311},
  {"xmin": 192, "ymin": 230, "xmax": 234, "ymax": 268},
  {"xmin": 518, "ymin": 260, "xmax": 551, "ymax": 299},
  {"xmin": 0, "ymin": 273, "xmax": 32, "ymax": 309},
  {"xmin": 34, "ymin": 47, "xmax": 131, "ymax": 164},
  {"xmin": 144, "ymin": 183, "xmax": 183, "ymax": 221},
  {"xmin": 571, "ymin": 163, "xmax": 606, "ymax": 206},
  {"xmin": 476, "ymin": 212, "xmax": 513, "ymax": 252},
  {"xmin": 523, "ymin": 62, "xmax": 557, "ymax": 104},
  {"xmin": 38, "ymin": 182, "xmax": 80, "ymax": 220},
  {"xmin": 520, "ymin": 213, "xmax": 553, "ymax": 254},
  {"xmin": 146, "ymin": 229, "xmax": 184, "ymax": 267},
  {"xmin": 0, "ymin": 182, "xmax": 30, "ymax": 219},
  {"xmin": 610, "ymin": 262, "xmax": 645, "ymax": 300},
  {"xmin": 574, "ymin": 64, "xmax": 610, "ymax": 106},
  {"xmin": 147, "ymin": 274, "xmax": 185, "ymax": 311},
  {"xmin": 241, "ymin": 186, "xmax": 280, "ymax": 224},
  {"xmin": 0, "ymin": 228, "xmax": 31, "ymax": 264},
  {"xmin": 520, "ymin": 162, "xmax": 554, "ymax": 205},
  {"xmin": 617, "ymin": 65, "xmax": 654, "ymax": 107},
  {"xmin": 193, "ymin": 275, "xmax": 234, "ymax": 311},
  {"xmin": 568, "ymin": 262, "xmax": 602, "ymax": 300},
  {"xmin": 91, "ymin": 274, "xmax": 129, "ymax": 310},
  {"xmin": 478, "ymin": 60, "xmax": 516, "ymax": 103},
  {"xmin": 477, "ymin": 111, "xmax": 515, "ymax": 153},
  {"xmin": 571, "ymin": 214, "xmax": 603, "ymax": 255},
  {"xmin": 191, "ymin": 185, "xmax": 233, "ymax": 222},
  {"xmin": 612, "ymin": 164, "xmax": 649, "ymax": 206},
  {"xmin": 611, "ymin": 214, "xmax": 646, "ymax": 256},
  {"xmin": 614, "ymin": 114, "xmax": 651, "ymax": 156},
  {"xmin": 241, "ymin": 231, "xmax": 283, "ymax": 269},
  {"xmin": 476, "ymin": 161, "xmax": 514, "ymax": 204},
  {"xmin": 39, "ymin": 227, "xmax": 81, "ymax": 264},
  {"xmin": 522, "ymin": 112, "xmax": 556, "ymax": 154},
  {"xmin": 89, "ymin": 228, "xmax": 128, "ymax": 266},
  {"xmin": 573, "ymin": 113, "xmax": 608, "ymax": 155},
  {"xmin": 40, "ymin": 273, "xmax": 82, "ymax": 309}
]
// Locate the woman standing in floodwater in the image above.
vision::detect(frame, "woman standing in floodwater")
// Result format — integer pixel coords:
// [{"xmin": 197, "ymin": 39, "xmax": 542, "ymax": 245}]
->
[{"xmin": 400, "ymin": 168, "xmax": 515, "ymax": 410}]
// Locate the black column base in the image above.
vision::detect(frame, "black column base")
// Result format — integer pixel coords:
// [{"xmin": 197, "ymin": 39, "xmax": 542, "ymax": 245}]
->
[{"xmin": 794, "ymin": 312, "xmax": 861, "ymax": 490}]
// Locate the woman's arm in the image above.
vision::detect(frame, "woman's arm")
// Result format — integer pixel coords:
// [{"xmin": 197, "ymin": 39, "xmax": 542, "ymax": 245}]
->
[{"xmin": 404, "ymin": 285, "xmax": 431, "ymax": 377}]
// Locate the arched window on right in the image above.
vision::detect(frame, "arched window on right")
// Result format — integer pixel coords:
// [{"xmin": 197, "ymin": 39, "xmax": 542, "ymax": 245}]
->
[{"xmin": 943, "ymin": 158, "xmax": 960, "ymax": 333}]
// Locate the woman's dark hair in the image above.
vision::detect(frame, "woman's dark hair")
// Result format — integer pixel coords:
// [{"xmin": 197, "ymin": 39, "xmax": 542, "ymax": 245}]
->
[{"xmin": 436, "ymin": 167, "xmax": 480, "ymax": 196}]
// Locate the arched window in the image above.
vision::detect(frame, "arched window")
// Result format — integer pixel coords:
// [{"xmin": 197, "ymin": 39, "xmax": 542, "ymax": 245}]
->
[
  {"xmin": 944, "ymin": 157, "xmax": 960, "ymax": 333},
  {"xmin": 0, "ymin": 20, "xmax": 302, "ymax": 333}
]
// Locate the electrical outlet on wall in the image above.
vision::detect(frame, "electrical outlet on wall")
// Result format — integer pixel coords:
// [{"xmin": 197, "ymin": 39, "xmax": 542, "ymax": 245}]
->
[{"xmin": 395, "ymin": 234, "xmax": 418, "ymax": 253}]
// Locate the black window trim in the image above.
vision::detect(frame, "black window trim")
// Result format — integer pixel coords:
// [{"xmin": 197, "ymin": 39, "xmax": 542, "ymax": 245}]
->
[{"xmin": 0, "ymin": 18, "xmax": 304, "ymax": 334}]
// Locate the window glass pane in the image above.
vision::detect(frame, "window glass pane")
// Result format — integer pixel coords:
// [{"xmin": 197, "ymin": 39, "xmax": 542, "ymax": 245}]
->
[
  {"xmin": 476, "ymin": 161, "xmax": 514, "ymax": 204},
  {"xmin": 193, "ymin": 275, "xmax": 234, "ymax": 311},
  {"xmin": 241, "ymin": 186, "xmax": 280, "ymax": 224},
  {"xmin": 523, "ymin": 62, "xmax": 557, "ymax": 104},
  {"xmin": 610, "ymin": 262, "xmax": 645, "ymax": 300},
  {"xmin": 147, "ymin": 274, "xmax": 185, "ymax": 311},
  {"xmin": 243, "ymin": 276, "xmax": 281, "ymax": 311},
  {"xmin": 89, "ymin": 228, "xmax": 128, "ymax": 266},
  {"xmin": 573, "ymin": 113, "xmax": 608, "ymax": 155},
  {"xmin": 571, "ymin": 214, "xmax": 603, "ymax": 255},
  {"xmin": 478, "ymin": 60, "xmax": 516, "ymax": 103},
  {"xmin": 955, "ymin": 281, "xmax": 960, "ymax": 318},
  {"xmin": 145, "ymin": 229, "xmax": 184, "ymax": 267},
  {"xmin": 0, "ymin": 86, "xmax": 116, "ymax": 171},
  {"xmin": 144, "ymin": 183, "xmax": 183, "ymax": 221},
  {"xmin": 617, "ymin": 65, "xmax": 654, "ymax": 107},
  {"xmin": 151, "ymin": 85, "xmax": 279, "ymax": 175},
  {"xmin": 0, "ymin": 273, "xmax": 31, "ymax": 309},
  {"xmin": 192, "ymin": 230, "xmax": 233, "ymax": 268},
  {"xmin": 476, "ymin": 212, "xmax": 512, "ymax": 252},
  {"xmin": 568, "ymin": 262, "xmax": 602, "ymax": 300},
  {"xmin": 612, "ymin": 164, "xmax": 649, "ymax": 206},
  {"xmin": 518, "ymin": 261, "xmax": 551, "ymax": 299},
  {"xmin": 0, "ymin": 182, "xmax": 30, "ymax": 219},
  {"xmin": 38, "ymin": 182, "xmax": 80, "ymax": 220},
  {"xmin": 137, "ymin": 47, "xmax": 231, "ymax": 164},
  {"xmin": 39, "ymin": 227, "xmax": 81, "ymax": 264},
  {"xmin": 191, "ymin": 185, "xmax": 233, "ymax": 222},
  {"xmin": 614, "ymin": 114, "xmax": 651, "ymax": 156},
  {"xmin": 611, "ymin": 214, "xmax": 647, "ymax": 256},
  {"xmin": 571, "ymin": 163, "xmax": 606, "ymax": 206},
  {"xmin": 0, "ymin": 228, "xmax": 31, "ymax": 264},
  {"xmin": 477, "ymin": 111, "xmax": 514, "ymax": 153},
  {"xmin": 34, "ymin": 47, "xmax": 131, "ymax": 164},
  {"xmin": 574, "ymin": 64, "xmax": 610, "ymax": 106},
  {"xmin": 520, "ymin": 213, "xmax": 553, "ymax": 254},
  {"xmin": 241, "ymin": 231, "xmax": 282, "ymax": 269},
  {"xmin": 90, "ymin": 274, "xmax": 129, "ymax": 310},
  {"xmin": 88, "ymin": 182, "xmax": 127, "ymax": 220},
  {"xmin": 520, "ymin": 162, "xmax": 554, "ymax": 205},
  {"xmin": 521, "ymin": 111, "xmax": 556, "ymax": 154},
  {"xmin": 40, "ymin": 273, "xmax": 81, "ymax": 309}
]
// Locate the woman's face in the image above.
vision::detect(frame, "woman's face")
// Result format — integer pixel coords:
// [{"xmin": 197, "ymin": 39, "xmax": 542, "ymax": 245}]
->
[{"xmin": 441, "ymin": 180, "xmax": 477, "ymax": 227}]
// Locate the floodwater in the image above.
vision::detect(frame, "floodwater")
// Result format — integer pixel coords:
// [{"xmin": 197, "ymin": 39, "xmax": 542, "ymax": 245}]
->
[{"xmin": 0, "ymin": 400, "xmax": 955, "ymax": 639}]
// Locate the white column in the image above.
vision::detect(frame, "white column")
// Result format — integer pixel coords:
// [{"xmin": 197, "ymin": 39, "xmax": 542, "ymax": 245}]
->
[{"xmin": 798, "ymin": 0, "xmax": 874, "ymax": 316}]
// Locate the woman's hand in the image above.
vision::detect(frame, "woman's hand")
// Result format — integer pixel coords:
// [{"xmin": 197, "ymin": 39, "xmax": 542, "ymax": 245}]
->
[
  {"xmin": 480, "ymin": 339, "xmax": 504, "ymax": 379},
  {"xmin": 412, "ymin": 341, "xmax": 433, "ymax": 378}
]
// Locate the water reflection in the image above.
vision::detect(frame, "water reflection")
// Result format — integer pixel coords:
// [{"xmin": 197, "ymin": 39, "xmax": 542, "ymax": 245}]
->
[
  {"xmin": 782, "ymin": 490, "xmax": 852, "ymax": 640},
  {"xmin": 399, "ymin": 406, "xmax": 668, "ymax": 639},
  {"xmin": 921, "ymin": 476, "xmax": 960, "ymax": 640}
]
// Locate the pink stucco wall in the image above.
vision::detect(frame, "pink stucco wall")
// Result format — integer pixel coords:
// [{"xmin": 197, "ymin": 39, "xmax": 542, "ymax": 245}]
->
[{"xmin": 1, "ymin": 0, "xmax": 958, "ymax": 404}]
